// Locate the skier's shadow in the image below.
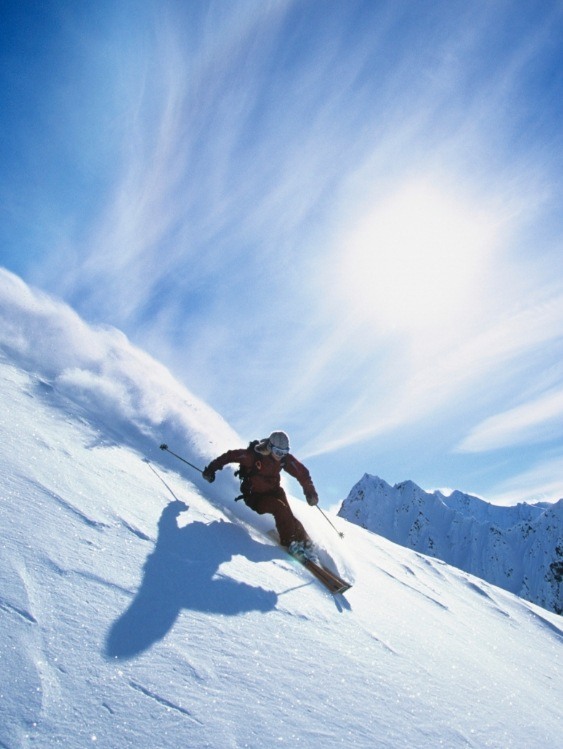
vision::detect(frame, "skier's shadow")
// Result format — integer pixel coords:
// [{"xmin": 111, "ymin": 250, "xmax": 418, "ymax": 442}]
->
[{"xmin": 105, "ymin": 501, "xmax": 278, "ymax": 659}]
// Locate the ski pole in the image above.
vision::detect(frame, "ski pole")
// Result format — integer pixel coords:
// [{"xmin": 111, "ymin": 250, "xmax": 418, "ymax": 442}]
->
[
  {"xmin": 159, "ymin": 443, "xmax": 203, "ymax": 474},
  {"xmin": 316, "ymin": 505, "xmax": 344, "ymax": 539}
]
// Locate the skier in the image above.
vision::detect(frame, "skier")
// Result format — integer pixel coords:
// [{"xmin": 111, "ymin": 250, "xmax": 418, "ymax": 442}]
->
[{"xmin": 202, "ymin": 430, "xmax": 319, "ymax": 554}]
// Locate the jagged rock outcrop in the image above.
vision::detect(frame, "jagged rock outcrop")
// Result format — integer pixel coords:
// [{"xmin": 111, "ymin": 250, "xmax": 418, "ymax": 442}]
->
[{"xmin": 338, "ymin": 475, "xmax": 562, "ymax": 614}]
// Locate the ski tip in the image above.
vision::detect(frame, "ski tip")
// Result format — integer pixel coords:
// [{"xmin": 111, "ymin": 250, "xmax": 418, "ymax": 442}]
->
[{"xmin": 335, "ymin": 584, "xmax": 352, "ymax": 595}]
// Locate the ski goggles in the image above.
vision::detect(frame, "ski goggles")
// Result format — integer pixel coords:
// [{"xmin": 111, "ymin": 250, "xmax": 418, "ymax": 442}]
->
[{"xmin": 271, "ymin": 445, "xmax": 289, "ymax": 459}]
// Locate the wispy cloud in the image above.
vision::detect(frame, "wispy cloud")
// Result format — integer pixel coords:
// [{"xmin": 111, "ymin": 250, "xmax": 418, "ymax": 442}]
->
[
  {"xmin": 458, "ymin": 387, "xmax": 563, "ymax": 453},
  {"xmin": 489, "ymin": 451, "xmax": 563, "ymax": 506},
  {"xmin": 299, "ymin": 252, "xmax": 563, "ymax": 459}
]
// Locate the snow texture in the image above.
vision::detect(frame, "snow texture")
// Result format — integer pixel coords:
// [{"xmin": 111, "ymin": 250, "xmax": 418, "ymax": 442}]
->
[
  {"xmin": 0, "ymin": 269, "xmax": 562, "ymax": 748},
  {"xmin": 338, "ymin": 475, "xmax": 563, "ymax": 615}
]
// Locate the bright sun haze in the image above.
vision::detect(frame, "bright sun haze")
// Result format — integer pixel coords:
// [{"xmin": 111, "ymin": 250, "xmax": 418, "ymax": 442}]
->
[{"xmin": 337, "ymin": 180, "xmax": 499, "ymax": 337}]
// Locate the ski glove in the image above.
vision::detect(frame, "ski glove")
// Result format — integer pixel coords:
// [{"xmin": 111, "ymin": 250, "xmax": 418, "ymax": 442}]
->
[
  {"xmin": 306, "ymin": 491, "xmax": 319, "ymax": 506},
  {"xmin": 202, "ymin": 466, "xmax": 216, "ymax": 483}
]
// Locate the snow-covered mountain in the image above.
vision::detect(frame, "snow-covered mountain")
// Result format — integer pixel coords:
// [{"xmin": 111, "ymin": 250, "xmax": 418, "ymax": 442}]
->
[
  {"xmin": 1, "ymin": 269, "xmax": 562, "ymax": 748},
  {"xmin": 338, "ymin": 474, "xmax": 563, "ymax": 615}
]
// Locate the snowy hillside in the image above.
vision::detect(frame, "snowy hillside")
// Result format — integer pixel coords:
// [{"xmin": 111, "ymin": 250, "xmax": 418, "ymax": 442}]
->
[
  {"xmin": 338, "ymin": 475, "xmax": 563, "ymax": 615},
  {"xmin": 1, "ymin": 270, "xmax": 562, "ymax": 748}
]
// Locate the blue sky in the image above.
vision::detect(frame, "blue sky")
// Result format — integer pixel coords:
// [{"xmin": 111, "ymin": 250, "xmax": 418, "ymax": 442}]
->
[{"xmin": 1, "ymin": 0, "xmax": 563, "ymax": 507}]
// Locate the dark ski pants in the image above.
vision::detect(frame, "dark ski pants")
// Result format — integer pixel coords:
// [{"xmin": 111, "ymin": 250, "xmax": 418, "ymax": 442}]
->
[{"xmin": 244, "ymin": 487, "xmax": 309, "ymax": 547}]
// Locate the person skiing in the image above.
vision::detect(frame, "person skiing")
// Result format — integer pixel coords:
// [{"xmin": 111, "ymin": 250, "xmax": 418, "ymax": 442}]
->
[{"xmin": 202, "ymin": 430, "xmax": 318, "ymax": 553}]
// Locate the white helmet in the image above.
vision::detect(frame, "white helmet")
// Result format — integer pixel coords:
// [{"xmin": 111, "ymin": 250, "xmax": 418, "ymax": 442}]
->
[{"xmin": 269, "ymin": 430, "xmax": 290, "ymax": 454}]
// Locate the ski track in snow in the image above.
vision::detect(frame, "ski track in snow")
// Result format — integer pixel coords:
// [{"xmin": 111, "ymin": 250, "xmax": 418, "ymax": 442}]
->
[
  {"xmin": 22, "ymin": 476, "xmax": 112, "ymax": 531},
  {"xmin": 461, "ymin": 580, "xmax": 512, "ymax": 618},
  {"xmin": 382, "ymin": 569, "xmax": 450, "ymax": 611},
  {"xmin": 41, "ymin": 561, "xmax": 137, "ymax": 598},
  {"xmin": 128, "ymin": 680, "xmax": 203, "ymax": 724},
  {"xmin": 0, "ymin": 597, "xmax": 37, "ymax": 624},
  {"xmin": 520, "ymin": 605, "xmax": 563, "ymax": 642},
  {"xmin": 118, "ymin": 519, "xmax": 153, "ymax": 542}
]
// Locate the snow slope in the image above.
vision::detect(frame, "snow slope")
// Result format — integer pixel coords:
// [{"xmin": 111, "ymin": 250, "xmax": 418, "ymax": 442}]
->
[
  {"xmin": 338, "ymin": 475, "xmax": 563, "ymax": 614},
  {"xmin": 1, "ymin": 271, "xmax": 562, "ymax": 748}
]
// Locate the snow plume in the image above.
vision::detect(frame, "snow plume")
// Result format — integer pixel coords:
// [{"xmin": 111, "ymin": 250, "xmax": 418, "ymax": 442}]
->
[{"xmin": 0, "ymin": 268, "xmax": 239, "ymax": 464}]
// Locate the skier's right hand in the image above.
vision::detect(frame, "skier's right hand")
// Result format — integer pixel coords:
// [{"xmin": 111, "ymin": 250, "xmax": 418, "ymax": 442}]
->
[
  {"xmin": 202, "ymin": 466, "xmax": 216, "ymax": 483},
  {"xmin": 306, "ymin": 491, "xmax": 319, "ymax": 506}
]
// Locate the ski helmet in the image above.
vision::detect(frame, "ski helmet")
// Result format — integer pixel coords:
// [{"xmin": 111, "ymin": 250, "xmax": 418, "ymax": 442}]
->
[{"xmin": 268, "ymin": 430, "xmax": 290, "ymax": 457}]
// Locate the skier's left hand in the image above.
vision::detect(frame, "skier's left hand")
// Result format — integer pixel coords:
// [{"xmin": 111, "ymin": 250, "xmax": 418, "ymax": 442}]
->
[{"xmin": 306, "ymin": 491, "xmax": 319, "ymax": 506}]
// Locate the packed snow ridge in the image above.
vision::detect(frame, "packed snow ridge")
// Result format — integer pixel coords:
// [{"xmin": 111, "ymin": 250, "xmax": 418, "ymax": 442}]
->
[{"xmin": 338, "ymin": 474, "xmax": 563, "ymax": 615}]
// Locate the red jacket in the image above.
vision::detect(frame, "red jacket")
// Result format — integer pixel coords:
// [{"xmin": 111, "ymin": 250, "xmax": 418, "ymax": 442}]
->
[{"xmin": 208, "ymin": 444, "xmax": 317, "ymax": 499}]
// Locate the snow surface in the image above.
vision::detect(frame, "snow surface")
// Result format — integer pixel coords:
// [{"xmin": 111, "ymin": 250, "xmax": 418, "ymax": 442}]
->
[
  {"xmin": 1, "ymin": 271, "xmax": 562, "ymax": 748},
  {"xmin": 338, "ymin": 475, "xmax": 563, "ymax": 614}
]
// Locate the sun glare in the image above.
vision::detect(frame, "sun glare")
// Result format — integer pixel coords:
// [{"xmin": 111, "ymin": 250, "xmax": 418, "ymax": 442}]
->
[{"xmin": 338, "ymin": 180, "xmax": 498, "ymax": 337}]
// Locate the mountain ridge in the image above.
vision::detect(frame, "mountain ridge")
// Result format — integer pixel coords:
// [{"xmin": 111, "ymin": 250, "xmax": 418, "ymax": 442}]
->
[{"xmin": 338, "ymin": 474, "xmax": 563, "ymax": 614}]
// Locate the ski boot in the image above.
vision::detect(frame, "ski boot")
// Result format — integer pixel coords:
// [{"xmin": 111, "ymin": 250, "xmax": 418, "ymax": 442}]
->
[{"xmin": 288, "ymin": 539, "xmax": 318, "ymax": 563}]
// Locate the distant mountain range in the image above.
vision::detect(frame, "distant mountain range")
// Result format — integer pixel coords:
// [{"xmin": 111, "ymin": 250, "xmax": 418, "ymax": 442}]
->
[{"xmin": 338, "ymin": 475, "xmax": 562, "ymax": 615}]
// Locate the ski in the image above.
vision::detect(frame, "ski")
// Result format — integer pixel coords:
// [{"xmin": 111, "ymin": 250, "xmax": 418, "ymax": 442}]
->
[
  {"xmin": 266, "ymin": 532, "xmax": 351, "ymax": 595},
  {"xmin": 288, "ymin": 549, "xmax": 352, "ymax": 595}
]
